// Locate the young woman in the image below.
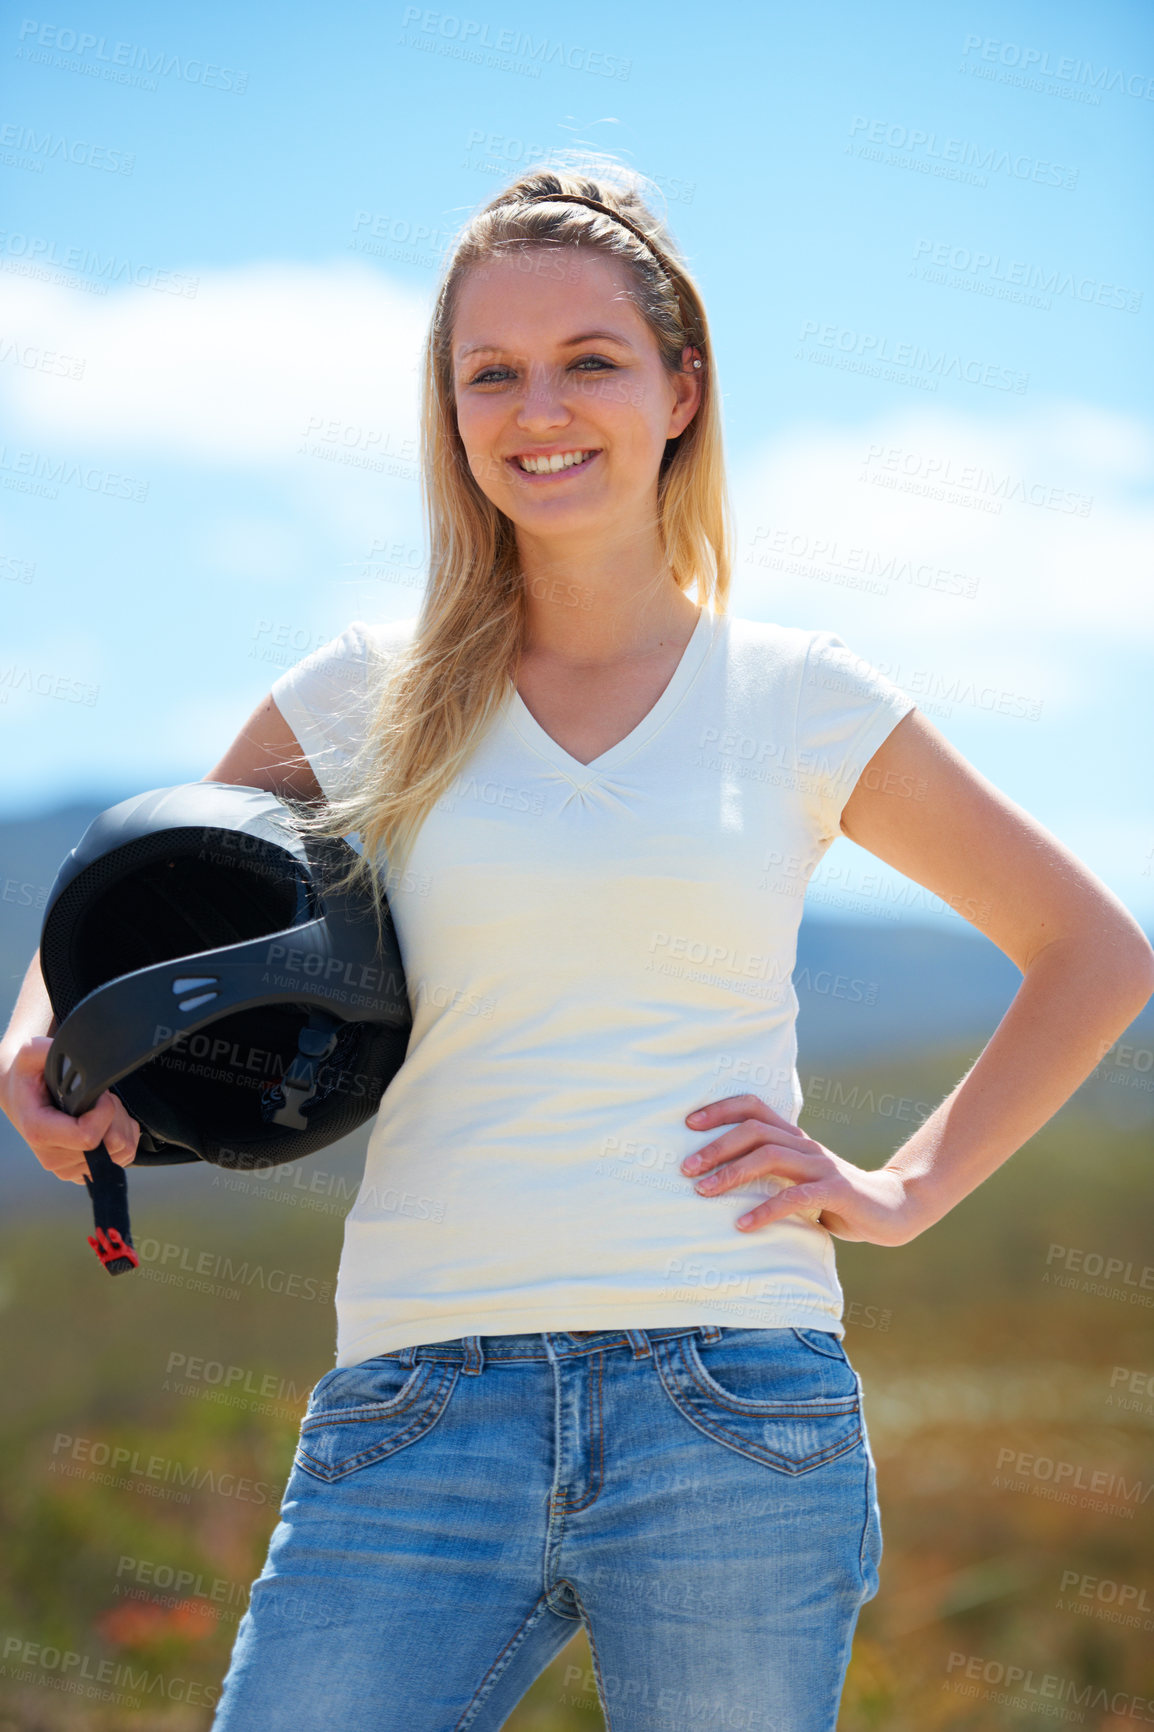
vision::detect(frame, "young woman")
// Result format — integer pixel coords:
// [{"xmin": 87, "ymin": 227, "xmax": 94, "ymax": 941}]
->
[{"xmin": 3, "ymin": 163, "xmax": 1152, "ymax": 1731}]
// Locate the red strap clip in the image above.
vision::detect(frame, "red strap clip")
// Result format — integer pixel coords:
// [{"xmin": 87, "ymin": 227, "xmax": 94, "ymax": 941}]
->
[{"xmin": 87, "ymin": 1227, "xmax": 140, "ymax": 1269}]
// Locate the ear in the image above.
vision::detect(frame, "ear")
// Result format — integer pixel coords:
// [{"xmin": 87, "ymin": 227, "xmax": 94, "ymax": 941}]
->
[{"xmin": 668, "ymin": 346, "xmax": 704, "ymax": 438}]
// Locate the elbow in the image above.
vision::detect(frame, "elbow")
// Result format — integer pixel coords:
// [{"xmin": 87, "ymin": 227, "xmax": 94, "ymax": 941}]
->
[
  {"xmin": 1129, "ymin": 930, "xmax": 1154, "ymax": 1003},
  {"xmin": 1107, "ymin": 924, "xmax": 1154, "ymax": 1021},
  {"xmin": 1027, "ymin": 915, "xmax": 1154, "ymax": 1021}
]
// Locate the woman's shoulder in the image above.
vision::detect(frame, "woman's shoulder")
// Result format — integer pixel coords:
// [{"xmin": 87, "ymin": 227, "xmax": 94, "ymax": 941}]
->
[
  {"xmin": 719, "ymin": 610, "xmax": 832, "ymax": 669},
  {"xmin": 718, "ymin": 612, "xmax": 910, "ymax": 717},
  {"xmin": 268, "ymin": 616, "xmax": 418, "ymax": 720},
  {"xmin": 346, "ymin": 615, "xmax": 419, "ymax": 664}
]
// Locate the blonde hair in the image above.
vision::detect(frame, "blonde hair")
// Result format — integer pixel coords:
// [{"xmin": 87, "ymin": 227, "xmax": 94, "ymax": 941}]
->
[{"xmin": 290, "ymin": 154, "xmax": 733, "ymax": 940}]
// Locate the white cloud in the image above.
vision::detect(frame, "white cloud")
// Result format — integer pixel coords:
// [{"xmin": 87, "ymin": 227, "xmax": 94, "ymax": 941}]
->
[
  {"xmin": 0, "ymin": 258, "xmax": 430, "ymax": 462},
  {"xmin": 3, "ymin": 263, "xmax": 1150, "ymax": 678},
  {"xmin": 729, "ymin": 401, "xmax": 1154, "ymax": 668}
]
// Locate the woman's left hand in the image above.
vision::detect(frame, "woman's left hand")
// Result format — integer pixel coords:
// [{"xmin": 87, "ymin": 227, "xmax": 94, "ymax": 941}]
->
[{"xmin": 682, "ymin": 1094, "xmax": 927, "ymax": 1246}]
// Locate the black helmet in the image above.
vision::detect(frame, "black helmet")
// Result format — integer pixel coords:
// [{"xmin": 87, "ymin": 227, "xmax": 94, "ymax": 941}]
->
[{"xmin": 39, "ymin": 780, "xmax": 410, "ymax": 1273}]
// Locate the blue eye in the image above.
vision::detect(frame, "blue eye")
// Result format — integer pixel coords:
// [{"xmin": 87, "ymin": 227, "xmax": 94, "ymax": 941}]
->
[{"xmin": 467, "ymin": 356, "xmax": 618, "ymax": 386}]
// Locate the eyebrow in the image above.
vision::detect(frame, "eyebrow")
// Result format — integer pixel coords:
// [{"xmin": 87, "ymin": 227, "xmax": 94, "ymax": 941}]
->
[{"xmin": 456, "ymin": 330, "xmax": 637, "ymax": 361}]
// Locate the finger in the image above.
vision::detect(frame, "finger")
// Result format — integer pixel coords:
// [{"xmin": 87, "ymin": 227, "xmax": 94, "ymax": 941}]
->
[
  {"xmin": 692, "ymin": 1144, "xmax": 829, "ymax": 1198},
  {"xmin": 24, "ymin": 1095, "xmax": 113, "ymax": 1153},
  {"xmin": 30, "ymin": 1074, "xmax": 122, "ymax": 1148},
  {"xmin": 685, "ymin": 1094, "xmax": 799, "ymax": 1135},
  {"xmin": 735, "ymin": 1183, "xmax": 831, "ymax": 1231},
  {"xmin": 683, "ymin": 1119, "xmax": 817, "ymax": 1176},
  {"xmin": 103, "ymin": 1100, "xmax": 141, "ymax": 1165},
  {"xmin": 11, "ymin": 1034, "xmax": 54, "ymax": 1068},
  {"xmin": 37, "ymin": 1146, "xmax": 97, "ymax": 1185}
]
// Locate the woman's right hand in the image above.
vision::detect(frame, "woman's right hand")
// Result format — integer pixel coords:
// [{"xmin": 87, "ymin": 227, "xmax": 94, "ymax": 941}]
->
[{"xmin": 0, "ymin": 1035, "xmax": 141, "ymax": 1185}]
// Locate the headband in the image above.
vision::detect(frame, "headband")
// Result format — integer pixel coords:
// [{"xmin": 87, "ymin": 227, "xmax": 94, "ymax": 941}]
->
[{"xmin": 517, "ymin": 190, "xmax": 702, "ymax": 365}]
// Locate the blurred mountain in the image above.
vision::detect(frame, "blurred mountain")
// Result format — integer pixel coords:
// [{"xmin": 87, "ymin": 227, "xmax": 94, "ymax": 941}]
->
[{"xmin": 1, "ymin": 796, "xmax": 1150, "ymax": 1214}]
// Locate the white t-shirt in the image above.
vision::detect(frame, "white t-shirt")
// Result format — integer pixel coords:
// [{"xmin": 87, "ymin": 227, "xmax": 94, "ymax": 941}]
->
[{"xmin": 270, "ymin": 607, "xmax": 916, "ymax": 1364}]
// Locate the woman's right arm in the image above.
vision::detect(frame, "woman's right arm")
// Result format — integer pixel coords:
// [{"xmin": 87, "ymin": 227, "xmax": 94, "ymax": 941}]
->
[{"xmin": 0, "ymin": 692, "xmax": 320, "ymax": 1184}]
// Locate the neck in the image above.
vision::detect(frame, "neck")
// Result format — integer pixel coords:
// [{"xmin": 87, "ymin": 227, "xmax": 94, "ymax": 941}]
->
[{"xmin": 516, "ymin": 525, "xmax": 700, "ymax": 665}]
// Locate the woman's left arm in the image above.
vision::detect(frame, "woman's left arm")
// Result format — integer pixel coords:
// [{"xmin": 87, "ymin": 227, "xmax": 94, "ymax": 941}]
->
[{"xmin": 682, "ymin": 709, "xmax": 1154, "ymax": 1245}]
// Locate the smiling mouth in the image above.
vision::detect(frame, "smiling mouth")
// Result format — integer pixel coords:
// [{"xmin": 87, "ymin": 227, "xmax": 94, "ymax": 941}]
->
[{"xmin": 509, "ymin": 448, "xmax": 601, "ymax": 476}]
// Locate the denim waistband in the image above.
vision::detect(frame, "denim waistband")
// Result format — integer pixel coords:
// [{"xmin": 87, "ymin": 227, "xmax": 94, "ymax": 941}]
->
[{"xmin": 383, "ymin": 1325, "xmax": 725, "ymax": 1374}]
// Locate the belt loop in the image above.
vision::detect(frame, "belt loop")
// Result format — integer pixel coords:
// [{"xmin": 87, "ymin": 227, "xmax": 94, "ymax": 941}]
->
[
  {"xmin": 394, "ymin": 1343, "xmax": 417, "ymax": 1366},
  {"xmin": 625, "ymin": 1329, "xmax": 651, "ymax": 1359},
  {"xmin": 460, "ymin": 1335, "xmax": 484, "ymax": 1375},
  {"xmin": 699, "ymin": 1325, "xmax": 723, "ymax": 1344}
]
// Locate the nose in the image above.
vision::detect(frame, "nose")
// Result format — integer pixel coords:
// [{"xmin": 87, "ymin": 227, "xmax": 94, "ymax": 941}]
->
[{"xmin": 514, "ymin": 361, "xmax": 574, "ymax": 431}]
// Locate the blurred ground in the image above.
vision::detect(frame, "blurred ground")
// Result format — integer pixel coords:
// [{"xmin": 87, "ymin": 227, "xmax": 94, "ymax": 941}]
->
[{"xmin": 1, "ymin": 1048, "xmax": 1151, "ymax": 1730}]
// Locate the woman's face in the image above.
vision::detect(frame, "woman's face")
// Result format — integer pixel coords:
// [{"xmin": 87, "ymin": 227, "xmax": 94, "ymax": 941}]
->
[{"xmin": 450, "ymin": 246, "xmax": 701, "ymax": 542}]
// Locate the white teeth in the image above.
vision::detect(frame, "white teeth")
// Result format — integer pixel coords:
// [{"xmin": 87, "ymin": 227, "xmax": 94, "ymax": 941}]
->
[{"xmin": 516, "ymin": 449, "xmax": 595, "ymax": 474}]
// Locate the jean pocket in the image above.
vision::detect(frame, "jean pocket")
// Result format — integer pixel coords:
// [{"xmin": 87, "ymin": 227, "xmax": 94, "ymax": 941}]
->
[
  {"xmin": 655, "ymin": 1329, "xmax": 862, "ymax": 1476},
  {"xmin": 789, "ymin": 1326, "xmax": 852, "ymax": 1363},
  {"xmin": 294, "ymin": 1357, "xmax": 459, "ymax": 1482}
]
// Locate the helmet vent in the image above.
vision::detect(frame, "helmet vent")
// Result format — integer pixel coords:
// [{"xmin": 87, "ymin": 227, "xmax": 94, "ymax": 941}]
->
[{"xmin": 172, "ymin": 977, "xmax": 220, "ymax": 1012}]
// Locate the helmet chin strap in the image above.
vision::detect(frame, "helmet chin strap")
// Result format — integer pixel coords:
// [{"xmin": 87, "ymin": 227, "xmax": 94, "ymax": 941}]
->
[
  {"xmin": 74, "ymin": 1009, "xmax": 343, "ymax": 1277},
  {"xmin": 44, "ymin": 927, "xmax": 394, "ymax": 1276},
  {"xmin": 83, "ymin": 1142, "xmax": 140, "ymax": 1276},
  {"xmin": 267, "ymin": 1010, "xmax": 341, "ymax": 1130}
]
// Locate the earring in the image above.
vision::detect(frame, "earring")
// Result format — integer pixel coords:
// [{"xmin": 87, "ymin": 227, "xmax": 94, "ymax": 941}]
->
[{"xmin": 692, "ymin": 358, "xmax": 702, "ymax": 369}]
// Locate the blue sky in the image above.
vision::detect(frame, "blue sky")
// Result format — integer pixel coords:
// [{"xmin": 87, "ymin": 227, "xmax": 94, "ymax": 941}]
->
[{"xmin": 1, "ymin": 0, "xmax": 1151, "ymax": 928}]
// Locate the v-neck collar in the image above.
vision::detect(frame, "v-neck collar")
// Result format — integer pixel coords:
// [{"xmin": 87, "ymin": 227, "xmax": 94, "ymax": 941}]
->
[{"xmin": 506, "ymin": 606, "xmax": 719, "ymax": 782}]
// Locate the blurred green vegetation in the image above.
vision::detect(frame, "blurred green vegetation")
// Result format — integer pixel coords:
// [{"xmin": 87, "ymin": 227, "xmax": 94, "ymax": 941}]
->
[{"xmin": 0, "ymin": 1047, "xmax": 1151, "ymax": 1730}]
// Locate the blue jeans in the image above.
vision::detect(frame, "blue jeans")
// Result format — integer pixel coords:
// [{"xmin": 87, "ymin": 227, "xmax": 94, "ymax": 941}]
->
[{"xmin": 212, "ymin": 1325, "xmax": 882, "ymax": 1731}]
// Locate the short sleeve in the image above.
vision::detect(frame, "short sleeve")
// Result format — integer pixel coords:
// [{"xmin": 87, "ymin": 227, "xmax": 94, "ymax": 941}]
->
[
  {"xmin": 269, "ymin": 618, "xmax": 415, "ymax": 801},
  {"xmin": 795, "ymin": 631, "xmax": 917, "ymax": 844}
]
